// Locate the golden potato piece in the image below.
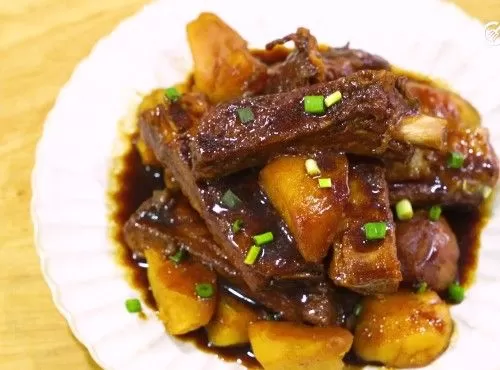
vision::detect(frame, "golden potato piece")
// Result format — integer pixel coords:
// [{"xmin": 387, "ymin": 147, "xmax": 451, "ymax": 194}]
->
[
  {"xmin": 145, "ymin": 249, "xmax": 217, "ymax": 335},
  {"xmin": 249, "ymin": 321, "xmax": 353, "ymax": 370},
  {"xmin": 205, "ymin": 295, "xmax": 259, "ymax": 347},
  {"xmin": 354, "ymin": 290, "xmax": 452, "ymax": 368},
  {"xmin": 260, "ymin": 154, "xmax": 348, "ymax": 262},
  {"xmin": 187, "ymin": 13, "xmax": 266, "ymax": 103}
]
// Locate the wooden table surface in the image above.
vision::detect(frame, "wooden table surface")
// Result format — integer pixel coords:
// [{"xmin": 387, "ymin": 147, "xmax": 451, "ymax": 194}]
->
[{"xmin": 0, "ymin": 0, "xmax": 498, "ymax": 369}]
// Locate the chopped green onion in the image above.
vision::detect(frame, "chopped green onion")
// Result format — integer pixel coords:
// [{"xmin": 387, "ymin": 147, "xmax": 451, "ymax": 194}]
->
[
  {"xmin": 318, "ymin": 177, "xmax": 332, "ymax": 188},
  {"xmin": 221, "ymin": 189, "xmax": 242, "ymax": 209},
  {"xmin": 244, "ymin": 245, "xmax": 262, "ymax": 265},
  {"xmin": 169, "ymin": 249, "xmax": 186, "ymax": 264},
  {"xmin": 395, "ymin": 199, "xmax": 414, "ymax": 220},
  {"xmin": 125, "ymin": 298, "xmax": 142, "ymax": 313},
  {"xmin": 448, "ymin": 282, "xmax": 465, "ymax": 303},
  {"xmin": 237, "ymin": 107, "xmax": 255, "ymax": 124},
  {"xmin": 164, "ymin": 87, "xmax": 181, "ymax": 101},
  {"xmin": 304, "ymin": 95, "xmax": 325, "ymax": 114},
  {"xmin": 483, "ymin": 186, "xmax": 493, "ymax": 199},
  {"xmin": 305, "ymin": 158, "xmax": 321, "ymax": 176},
  {"xmin": 448, "ymin": 152, "xmax": 465, "ymax": 169},
  {"xmin": 253, "ymin": 232, "xmax": 274, "ymax": 245},
  {"xmin": 324, "ymin": 91, "xmax": 342, "ymax": 107},
  {"xmin": 429, "ymin": 205, "xmax": 442, "ymax": 221},
  {"xmin": 416, "ymin": 281, "xmax": 428, "ymax": 293},
  {"xmin": 364, "ymin": 222, "xmax": 387, "ymax": 240},
  {"xmin": 232, "ymin": 219, "xmax": 244, "ymax": 233},
  {"xmin": 195, "ymin": 283, "xmax": 214, "ymax": 298},
  {"xmin": 353, "ymin": 303, "xmax": 363, "ymax": 317}
]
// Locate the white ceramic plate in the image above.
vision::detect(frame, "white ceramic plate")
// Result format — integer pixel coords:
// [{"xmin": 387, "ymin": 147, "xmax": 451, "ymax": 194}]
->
[{"xmin": 32, "ymin": 0, "xmax": 500, "ymax": 369}]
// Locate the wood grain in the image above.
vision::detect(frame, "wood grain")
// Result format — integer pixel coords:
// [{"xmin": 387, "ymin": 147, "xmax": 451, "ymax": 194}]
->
[{"xmin": 0, "ymin": 1, "xmax": 498, "ymax": 369}]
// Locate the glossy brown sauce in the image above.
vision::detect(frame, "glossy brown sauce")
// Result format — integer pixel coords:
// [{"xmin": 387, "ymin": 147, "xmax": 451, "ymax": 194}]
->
[{"xmin": 109, "ymin": 47, "xmax": 491, "ymax": 368}]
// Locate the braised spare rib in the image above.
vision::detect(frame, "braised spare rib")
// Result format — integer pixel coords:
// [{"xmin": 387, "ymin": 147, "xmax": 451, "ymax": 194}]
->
[{"xmin": 189, "ymin": 70, "xmax": 447, "ymax": 179}]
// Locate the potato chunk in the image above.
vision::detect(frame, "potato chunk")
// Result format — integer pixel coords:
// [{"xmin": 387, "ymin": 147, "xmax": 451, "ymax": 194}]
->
[
  {"xmin": 260, "ymin": 154, "xmax": 348, "ymax": 262},
  {"xmin": 354, "ymin": 290, "xmax": 452, "ymax": 368},
  {"xmin": 144, "ymin": 249, "xmax": 217, "ymax": 335},
  {"xmin": 187, "ymin": 13, "xmax": 267, "ymax": 103},
  {"xmin": 205, "ymin": 295, "xmax": 259, "ymax": 347},
  {"xmin": 249, "ymin": 321, "xmax": 353, "ymax": 370}
]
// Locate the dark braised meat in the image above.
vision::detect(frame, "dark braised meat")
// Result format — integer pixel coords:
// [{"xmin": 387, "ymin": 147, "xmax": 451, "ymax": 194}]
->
[
  {"xmin": 386, "ymin": 79, "xmax": 499, "ymax": 206},
  {"xmin": 124, "ymin": 190, "xmax": 238, "ymax": 279},
  {"xmin": 320, "ymin": 45, "xmax": 390, "ymax": 81},
  {"xmin": 396, "ymin": 210, "xmax": 459, "ymax": 292},
  {"xmin": 329, "ymin": 162, "xmax": 402, "ymax": 294},
  {"xmin": 190, "ymin": 70, "xmax": 447, "ymax": 179},
  {"xmin": 264, "ymin": 28, "xmax": 389, "ymax": 94},
  {"xmin": 139, "ymin": 91, "xmax": 323, "ymax": 292},
  {"xmin": 124, "ymin": 190, "xmax": 336, "ymax": 325},
  {"xmin": 264, "ymin": 27, "xmax": 325, "ymax": 94}
]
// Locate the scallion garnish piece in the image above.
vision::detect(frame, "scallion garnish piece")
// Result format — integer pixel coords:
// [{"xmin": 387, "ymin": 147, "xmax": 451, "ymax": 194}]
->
[
  {"xmin": 253, "ymin": 231, "xmax": 274, "ymax": 245},
  {"xmin": 237, "ymin": 107, "xmax": 255, "ymax": 124},
  {"xmin": 483, "ymin": 186, "xmax": 493, "ymax": 199},
  {"xmin": 448, "ymin": 282, "xmax": 465, "ymax": 303},
  {"xmin": 195, "ymin": 283, "xmax": 214, "ymax": 298},
  {"xmin": 164, "ymin": 86, "xmax": 181, "ymax": 101},
  {"xmin": 429, "ymin": 205, "xmax": 442, "ymax": 221},
  {"xmin": 395, "ymin": 199, "xmax": 414, "ymax": 220},
  {"xmin": 364, "ymin": 222, "xmax": 387, "ymax": 240},
  {"xmin": 125, "ymin": 298, "xmax": 142, "ymax": 313},
  {"xmin": 169, "ymin": 248, "xmax": 186, "ymax": 264},
  {"xmin": 416, "ymin": 281, "xmax": 428, "ymax": 293},
  {"xmin": 221, "ymin": 189, "xmax": 242, "ymax": 209},
  {"xmin": 305, "ymin": 158, "xmax": 321, "ymax": 176},
  {"xmin": 232, "ymin": 219, "xmax": 244, "ymax": 233},
  {"xmin": 353, "ymin": 303, "xmax": 363, "ymax": 317},
  {"xmin": 448, "ymin": 152, "xmax": 465, "ymax": 169},
  {"xmin": 304, "ymin": 95, "xmax": 325, "ymax": 114},
  {"xmin": 244, "ymin": 245, "xmax": 262, "ymax": 265},
  {"xmin": 324, "ymin": 91, "xmax": 342, "ymax": 107},
  {"xmin": 318, "ymin": 177, "xmax": 332, "ymax": 188}
]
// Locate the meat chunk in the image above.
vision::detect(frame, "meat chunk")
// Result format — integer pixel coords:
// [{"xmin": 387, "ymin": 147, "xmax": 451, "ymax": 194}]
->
[
  {"xmin": 190, "ymin": 70, "xmax": 447, "ymax": 179},
  {"xmin": 386, "ymin": 79, "xmax": 499, "ymax": 206},
  {"xmin": 263, "ymin": 29, "xmax": 389, "ymax": 94},
  {"xmin": 260, "ymin": 153, "xmax": 349, "ymax": 262},
  {"xmin": 186, "ymin": 13, "xmax": 267, "ymax": 103},
  {"xmin": 264, "ymin": 28, "xmax": 325, "ymax": 94},
  {"xmin": 124, "ymin": 190, "xmax": 336, "ymax": 325},
  {"xmin": 139, "ymin": 91, "xmax": 323, "ymax": 291},
  {"xmin": 321, "ymin": 45, "xmax": 390, "ymax": 81},
  {"xmin": 396, "ymin": 210, "xmax": 459, "ymax": 291},
  {"xmin": 329, "ymin": 162, "xmax": 402, "ymax": 294},
  {"xmin": 124, "ymin": 190, "xmax": 238, "ymax": 279}
]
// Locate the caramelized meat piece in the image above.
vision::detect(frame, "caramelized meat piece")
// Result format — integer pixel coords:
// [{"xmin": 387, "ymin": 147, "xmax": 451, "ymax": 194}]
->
[
  {"xmin": 187, "ymin": 13, "xmax": 267, "ymax": 103},
  {"xmin": 396, "ymin": 210, "xmax": 459, "ymax": 291},
  {"xmin": 321, "ymin": 45, "xmax": 390, "ymax": 81},
  {"xmin": 124, "ymin": 190, "xmax": 238, "ymax": 279},
  {"xmin": 264, "ymin": 28, "xmax": 325, "ymax": 93},
  {"xmin": 139, "ymin": 92, "xmax": 323, "ymax": 291},
  {"xmin": 190, "ymin": 70, "xmax": 447, "ymax": 179},
  {"xmin": 124, "ymin": 190, "xmax": 335, "ymax": 325},
  {"xmin": 260, "ymin": 153, "xmax": 349, "ymax": 262},
  {"xmin": 263, "ymin": 29, "xmax": 389, "ymax": 94},
  {"xmin": 329, "ymin": 163, "xmax": 402, "ymax": 294},
  {"xmin": 387, "ymin": 79, "xmax": 499, "ymax": 206}
]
